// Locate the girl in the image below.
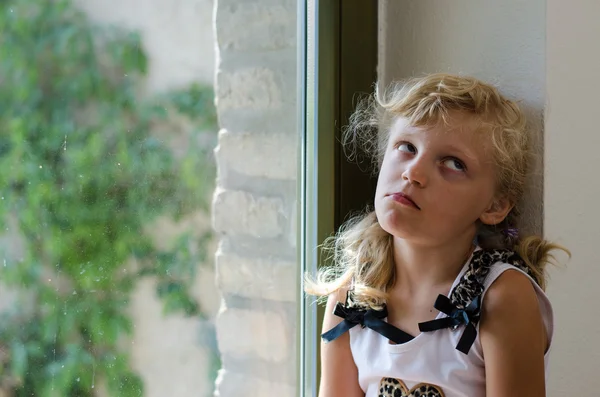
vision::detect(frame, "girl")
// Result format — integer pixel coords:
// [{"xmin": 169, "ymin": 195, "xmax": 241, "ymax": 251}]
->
[{"xmin": 305, "ymin": 73, "xmax": 568, "ymax": 397}]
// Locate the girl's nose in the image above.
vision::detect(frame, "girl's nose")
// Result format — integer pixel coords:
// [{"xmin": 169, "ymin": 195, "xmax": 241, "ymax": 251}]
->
[{"xmin": 402, "ymin": 159, "xmax": 429, "ymax": 187}]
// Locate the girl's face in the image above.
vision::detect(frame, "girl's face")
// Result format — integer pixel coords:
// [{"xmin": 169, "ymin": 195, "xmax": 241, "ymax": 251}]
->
[{"xmin": 374, "ymin": 114, "xmax": 511, "ymax": 247}]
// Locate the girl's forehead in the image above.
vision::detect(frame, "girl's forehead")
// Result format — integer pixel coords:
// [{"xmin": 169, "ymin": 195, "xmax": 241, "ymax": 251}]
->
[{"xmin": 390, "ymin": 116, "xmax": 487, "ymax": 143}]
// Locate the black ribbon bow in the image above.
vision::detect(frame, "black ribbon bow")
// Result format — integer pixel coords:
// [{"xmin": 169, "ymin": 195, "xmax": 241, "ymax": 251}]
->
[
  {"xmin": 418, "ymin": 294, "xmax": 482, "ymax": 355},
  {"xmin": 322, "ymin": 302, "xmax": 414, "ymax": 345}
]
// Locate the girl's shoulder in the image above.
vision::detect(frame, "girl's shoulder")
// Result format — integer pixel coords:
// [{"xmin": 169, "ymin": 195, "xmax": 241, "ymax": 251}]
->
[
  {"xmin": 417, "ymin": 248, "xmax": 551, "ymax": 355},
  {"xmin": 450, "ymin": 248, "xmax": 534, "ymax": 306},
  {"xmin": 472, "ymin": 250, "xmax": 553, "ymax": 366},
  {"xmin": 477, "ymin": 267, "xmax": 550, "ymax": 394}
]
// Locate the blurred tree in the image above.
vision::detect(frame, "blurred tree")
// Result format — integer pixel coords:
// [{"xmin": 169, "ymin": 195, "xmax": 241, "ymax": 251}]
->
[{"xmin": 0, "ymin": 0, "xmax": 218, "ymax": 395}]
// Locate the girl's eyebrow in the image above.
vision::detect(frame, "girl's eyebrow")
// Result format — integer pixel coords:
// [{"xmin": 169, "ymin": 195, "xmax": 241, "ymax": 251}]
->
[
  {"xmin": 393, "ymin": 124, "xmax": 484, "ymax": 165},
  {"xmin": 402, "ymin": 133, "xmax": 481, "ymax": 165},
  {"xmin": 441, "ymin": 143, "xmax": 481, "ymax": 165}
]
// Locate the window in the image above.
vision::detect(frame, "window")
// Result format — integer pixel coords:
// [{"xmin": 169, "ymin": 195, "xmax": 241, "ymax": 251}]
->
[{"xmin": 301, "ymin": 0, "xmax": 377, "ymax": 394}]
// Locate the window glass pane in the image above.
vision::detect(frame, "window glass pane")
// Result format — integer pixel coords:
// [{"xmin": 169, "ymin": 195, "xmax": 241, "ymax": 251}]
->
[
  {"xmin": 0, "ymin": 0, "xmax": 300, "ymax": 396},
  {"xmin": 300, "ymin": 0, "xmax": 317, "ymax": 393},
  {"xmin": 300, "ymin": 0, "xmax": 337, "ymax": 395}
]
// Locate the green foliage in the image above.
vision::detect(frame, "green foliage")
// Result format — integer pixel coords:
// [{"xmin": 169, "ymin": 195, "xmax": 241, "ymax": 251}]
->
[{"xmin": 0, "ymin": 0, "xmax": 218, "ymax": 395}]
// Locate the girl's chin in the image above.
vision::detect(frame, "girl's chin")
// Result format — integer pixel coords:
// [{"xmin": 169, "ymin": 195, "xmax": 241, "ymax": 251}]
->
[{"xmin": 378, "ymin": 218, "xmax": 420, "ymax": 239}]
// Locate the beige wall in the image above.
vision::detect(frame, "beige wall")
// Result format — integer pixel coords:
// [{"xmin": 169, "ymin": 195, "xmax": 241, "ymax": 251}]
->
[
  {"xmin": 76, "ymin": 0, "xmax": 215, "ymax": 92},
  {"xmin": 545, "ymin": 0, "xmax": 600, "ymax": 394},
  {"xmin": 380, "ymin": 0, "xmax": 600, "ymax": 394}
]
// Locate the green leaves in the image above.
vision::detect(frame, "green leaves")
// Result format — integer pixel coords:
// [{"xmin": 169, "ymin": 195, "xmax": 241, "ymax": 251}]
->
[
  {"xmin": 0, "ymin": 0, "xmax": 218, "ymax": 395},
  {"xmin": 167, "ymin": 83, "xmax": 218, "ymax": 128},
  {"xmin": 105, "ymin": 31, "xmax": 148, "ymax": 75}
]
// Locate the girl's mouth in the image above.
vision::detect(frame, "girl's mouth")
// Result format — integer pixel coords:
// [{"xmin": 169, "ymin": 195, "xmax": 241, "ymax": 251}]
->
[{"xmin": 389, "ymin": 192, "xmax": 420, "ymax": 210}]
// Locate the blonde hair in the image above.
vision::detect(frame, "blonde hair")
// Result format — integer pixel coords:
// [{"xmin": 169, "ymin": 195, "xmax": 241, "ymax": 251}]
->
[{"xmin": 305, "ymin": 73, "xmax": 569, "ymax": 309}]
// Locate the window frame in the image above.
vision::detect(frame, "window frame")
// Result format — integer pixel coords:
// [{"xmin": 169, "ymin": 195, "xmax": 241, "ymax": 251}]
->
[{"xmin": 298, "ymin": 1, "xmax": 377, "ymax": 395}]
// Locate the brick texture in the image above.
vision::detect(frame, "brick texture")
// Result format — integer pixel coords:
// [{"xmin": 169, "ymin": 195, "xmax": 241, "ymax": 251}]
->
[
  {"xmin": 212, "ymin": 0, "xmax": 298, "ymax": 394},
  {"xmin": 214, "ymin": 370, "xmax": 295, "ymax": 397},
  {"xmin": 216, "ymin": 68, "xmax": 282, "ymax": 111},
  {"xmin": 215, "ymin": 250, "xmax": 297, "ymax": 302},
  {"xmin": 215, "ymin": 129, "xmax": 297, "ymax": 180},
  {"xmin": 212, "ymin": 189, "xmax": 283, "ymax": 238},
  {"xmin": 216, "ymin": 307, "xmax": 289, "ymax": 362},
  {"xmin": 215, "ymin": 2, "xmax": 296, "ymax": 51}
]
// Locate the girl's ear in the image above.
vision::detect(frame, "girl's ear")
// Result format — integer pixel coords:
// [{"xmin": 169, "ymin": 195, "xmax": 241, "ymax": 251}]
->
[{"xmin": 479, "ymin": 197, "xmax": 514, "ymax": 225}]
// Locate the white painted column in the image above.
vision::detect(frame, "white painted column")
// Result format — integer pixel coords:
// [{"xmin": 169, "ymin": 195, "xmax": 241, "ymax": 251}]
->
[{"xmin": 545, "ymin": 1, "xmax": 600, "ymax": 394}]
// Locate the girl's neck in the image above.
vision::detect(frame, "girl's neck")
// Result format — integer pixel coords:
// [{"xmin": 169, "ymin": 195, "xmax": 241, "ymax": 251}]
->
[{"xmin": 391, "ymin": 235, "xmax": 476, "ymax": 293}]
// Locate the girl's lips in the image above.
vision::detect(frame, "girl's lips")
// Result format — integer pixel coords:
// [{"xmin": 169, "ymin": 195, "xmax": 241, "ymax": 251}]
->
[{"xmin": 389, "ymin": 193, "xmax": 420, "ymax": 209}]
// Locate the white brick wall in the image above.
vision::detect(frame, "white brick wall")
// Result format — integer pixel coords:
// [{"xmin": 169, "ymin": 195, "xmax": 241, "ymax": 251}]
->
[
  {"xmin": 215, "ymin": 250, "xmax": 297, "ymax": 302},
  {"xmin": 212, "ymin": 0, "xmax": 298, "ymax": 395},
  {"xmin": 216, "ymin": 307, "xmax": 289, "ymax": 362},
  {"xmin": 215, "ymin": 129, "xmax": 297, "ymax": 180},
  {"xmin": 216, "ymin": 68, "xmax": 282, "ymax": 111},
  {"xmin": 214, "ymin": 371, "xmax": 296, "ymax": 397},
  {"xmin": 215, "ymin": 3, "xmax": 296, "ymax": 51},
  {"xmin": 212, "ymin": 189, "xmax": 284, "ymax": 238}
]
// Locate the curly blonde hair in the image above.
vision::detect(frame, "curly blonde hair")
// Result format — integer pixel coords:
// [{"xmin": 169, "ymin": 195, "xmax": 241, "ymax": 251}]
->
[{"xmin": 305, "ymin": 73, "xmax": 568, "ymax": 309}]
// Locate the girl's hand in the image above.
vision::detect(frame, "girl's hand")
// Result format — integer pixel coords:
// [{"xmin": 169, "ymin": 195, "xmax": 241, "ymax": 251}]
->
[
  {"xmin": 480, "ymin": 270, "xmax": 547, "ymax": 397},
  {"xmin": 318, "ymin": 288, "xmax": 365, "ymax": 397}
]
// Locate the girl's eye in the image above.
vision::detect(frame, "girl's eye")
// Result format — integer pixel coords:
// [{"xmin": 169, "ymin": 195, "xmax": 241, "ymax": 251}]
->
[
  {"xmin": 397, "ymin": 142, "xmax": 416, "ymax": 154},
  {"xmin": 443, "ymin": 158, "xmax": 467, "ymax": 172}
]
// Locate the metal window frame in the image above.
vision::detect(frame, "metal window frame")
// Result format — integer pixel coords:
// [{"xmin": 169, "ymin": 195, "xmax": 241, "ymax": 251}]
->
[{"xmin": 298, "ymin": 1, "xmax": 377, "ymax": 395}]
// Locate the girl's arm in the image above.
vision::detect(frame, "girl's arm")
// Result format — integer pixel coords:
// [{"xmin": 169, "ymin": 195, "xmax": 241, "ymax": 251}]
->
[
  {"xmin": 318, "ymin": 288, "xmax": 365, "ymax": 397},
  {"xmin": 480, "ymin": 270, "xmax": 548, "ymax": 397}
]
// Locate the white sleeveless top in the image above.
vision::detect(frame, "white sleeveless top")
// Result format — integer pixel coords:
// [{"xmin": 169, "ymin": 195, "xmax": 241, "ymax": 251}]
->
[{"xmin": 348, "ymin": 259, "xmax": 554, "ymax": 397}]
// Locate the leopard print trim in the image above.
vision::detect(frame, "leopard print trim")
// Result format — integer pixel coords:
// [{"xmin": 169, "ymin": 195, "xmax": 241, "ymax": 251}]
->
[
  {"xmin": 337, "ymin": 249, "xmax": 531, "ymax": 343},
  {"xmin": 449, "ymin": 249, "xmax": 532, "ymax": 309},
  {"xmin": 378, "ymin": 377, "xmax": 445, "ymax": 397}
]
